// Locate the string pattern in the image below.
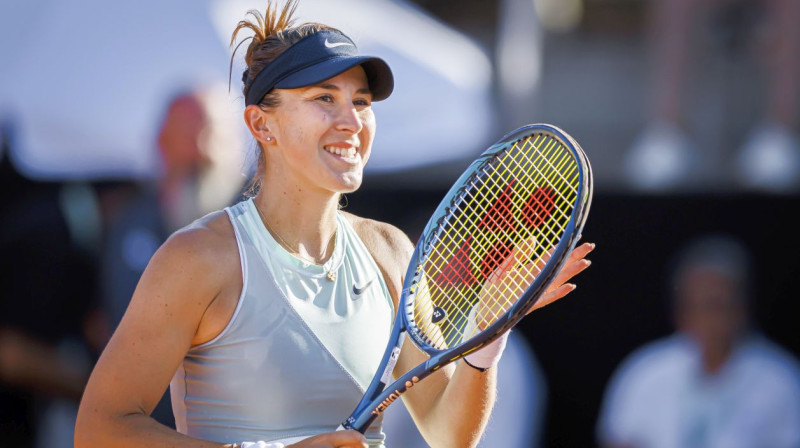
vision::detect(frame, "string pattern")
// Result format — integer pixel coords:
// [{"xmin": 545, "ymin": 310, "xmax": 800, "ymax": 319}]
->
[{"xmin": 407, "ymin": 133, "xmax": 580, "ymax": 350}]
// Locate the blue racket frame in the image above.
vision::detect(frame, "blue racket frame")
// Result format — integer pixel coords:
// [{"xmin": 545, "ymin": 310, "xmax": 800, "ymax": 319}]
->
[{"xmin": 343, "ymin": 123, "xmax": 592, "ymax": 432}]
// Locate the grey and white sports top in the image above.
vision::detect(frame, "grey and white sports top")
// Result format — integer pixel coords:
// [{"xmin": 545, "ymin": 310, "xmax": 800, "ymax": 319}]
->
[{"xmin": 170, "ymin": 199, "xmax": 394, "ymax": 446}]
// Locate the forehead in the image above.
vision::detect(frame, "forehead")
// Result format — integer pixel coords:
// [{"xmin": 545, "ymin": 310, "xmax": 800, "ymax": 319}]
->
[
  {"xmin": 680, "ymin": 265, "xmax": 737, "ymax": 285},
  {"xmin": 676, "ymin": 268, "xmax": 742, "ymax": 306}
]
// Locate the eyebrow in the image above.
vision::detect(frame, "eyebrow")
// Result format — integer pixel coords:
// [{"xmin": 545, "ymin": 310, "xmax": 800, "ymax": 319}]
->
[{"xmin": 313, "ymin": 83, "xmax": 372, "ymax": 96}]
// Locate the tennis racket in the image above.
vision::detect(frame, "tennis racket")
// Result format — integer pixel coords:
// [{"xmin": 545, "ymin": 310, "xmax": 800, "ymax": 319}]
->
[{"xmin": 342, "ymin": 123, "xmax": 593, "ymax": 433}]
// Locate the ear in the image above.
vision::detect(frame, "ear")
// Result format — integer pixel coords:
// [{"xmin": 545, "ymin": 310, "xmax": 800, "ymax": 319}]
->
[{"xmin": 244, "ymin": 105, "xmax": 275, "ymax": 146}]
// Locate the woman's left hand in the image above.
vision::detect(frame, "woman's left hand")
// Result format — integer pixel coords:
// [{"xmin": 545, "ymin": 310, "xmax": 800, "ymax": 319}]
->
[
  {"xmin": 473, "ymin": 241, "xmax": 595, "ymax": 330},
  {"xmin": 529, "ymin": 241, "xmax": 594, "ymax": 312}
]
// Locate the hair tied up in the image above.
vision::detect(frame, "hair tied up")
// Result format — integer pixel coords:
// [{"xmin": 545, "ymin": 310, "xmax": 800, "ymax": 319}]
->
[{"xmin": 228, "ymin": 1, "xmax": 299, "ymax": 95}]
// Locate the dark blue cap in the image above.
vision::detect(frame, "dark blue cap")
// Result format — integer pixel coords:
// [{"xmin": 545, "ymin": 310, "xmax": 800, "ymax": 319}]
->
[{"xmin": 245, "ymin": 29, "xmax": 394, "ymax": 106}]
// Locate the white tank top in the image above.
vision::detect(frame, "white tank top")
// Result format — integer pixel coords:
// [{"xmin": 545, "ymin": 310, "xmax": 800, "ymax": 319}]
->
[{"xmin": 170, "ymin": 199, "xmax": 394, "ymax": 446}]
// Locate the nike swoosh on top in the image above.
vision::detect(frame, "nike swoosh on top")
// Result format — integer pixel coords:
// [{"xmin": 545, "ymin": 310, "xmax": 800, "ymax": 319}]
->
[
  {"xmin": 324, "ymin": 39, "xmax": 354, "ymax": 49},
  {"xmin": 353, "ymin": 278, "xmax": 375, "ymax": 296}
]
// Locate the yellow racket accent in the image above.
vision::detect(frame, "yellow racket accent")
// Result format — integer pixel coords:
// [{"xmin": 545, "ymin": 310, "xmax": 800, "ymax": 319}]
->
[{"xmin": 410, "ymin": 133, "xmax": 580, "ymax": 350}]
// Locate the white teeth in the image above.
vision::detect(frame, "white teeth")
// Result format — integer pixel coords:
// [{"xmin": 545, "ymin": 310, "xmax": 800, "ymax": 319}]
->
[{"xmin": 324, "ymin": 146, "xmax": 357, "ymax": 158}]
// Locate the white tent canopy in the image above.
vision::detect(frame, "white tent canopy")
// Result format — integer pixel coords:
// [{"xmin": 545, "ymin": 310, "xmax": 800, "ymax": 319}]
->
[{"xmin": 0, "ymin": 0, "xmax": 495, "ymax": 181}]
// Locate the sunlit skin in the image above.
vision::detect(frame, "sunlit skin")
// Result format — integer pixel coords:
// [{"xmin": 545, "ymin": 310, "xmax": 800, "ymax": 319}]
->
[
  {"xmin": 475, "ymin": 239, "xmax": 594, "ymax": 331},
  {"xmin": 243, "ymin": 66, "xmax": 375, "ymax": 264},
  {"xmin": 247, "ymin": 66, "xmax": 374, "ymax": 193}
]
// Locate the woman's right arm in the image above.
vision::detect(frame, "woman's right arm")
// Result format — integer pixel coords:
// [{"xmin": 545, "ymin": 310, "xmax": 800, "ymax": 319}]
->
[{"xmin": 75, "ymin": 220, "xmax": 236, "ymax": 448}]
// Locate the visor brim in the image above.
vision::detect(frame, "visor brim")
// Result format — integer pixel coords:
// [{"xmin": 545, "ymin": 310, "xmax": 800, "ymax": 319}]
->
[{"xmin": 274, "ymin": 56, "xmax": 394, "ymax": 102}]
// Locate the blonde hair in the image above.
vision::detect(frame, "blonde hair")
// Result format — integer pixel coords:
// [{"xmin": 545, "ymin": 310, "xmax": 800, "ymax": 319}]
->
[{"xmin": 229, "ymin": 0, "xmax": 342, "ymax": 194}]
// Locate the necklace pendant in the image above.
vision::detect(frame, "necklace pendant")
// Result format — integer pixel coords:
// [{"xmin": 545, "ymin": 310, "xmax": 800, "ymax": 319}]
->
[{"xmin": 327, "ymin": 270, "xmax": 337, "ymax": 282}]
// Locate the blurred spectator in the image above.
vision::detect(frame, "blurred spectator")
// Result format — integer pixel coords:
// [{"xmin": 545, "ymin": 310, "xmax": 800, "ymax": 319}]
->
[
  {"xmin": 495, "ymin": 0, "xmax": 544, "ymax": 130},
  {"xmin": 597, "ymin": 235, "xmax": 800, "ymax": 448},
  {"xmin": 0, "ymin": 124, "xmax": 102, "ymax": 447},
  {"xmin": 96, "ymin": 85, "xmax": 244, "ymax": 427},
  {"xmin": 624, "ymin": 0, "xmax": 800, "ymax": 193},
  {"xmin": 382, "ymin": 332, "xmax": 547, "ymax": 447}
]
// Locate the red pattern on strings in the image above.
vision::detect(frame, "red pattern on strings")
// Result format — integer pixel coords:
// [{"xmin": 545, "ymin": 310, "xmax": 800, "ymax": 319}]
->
[
  {"xmin": 480, "ymin": 239, "xmax": 511, "ymax": 281},
  {"xmin": 522, "ymin": 187, "xmax": 555, "ymax": 228},
  {"xmin": 433, "ymin": 236, "xmax": 476, "ymax": 287},
  {"xmin": 434, "ymin": 182, "xmax": 553, "ymax": 288},
  {"xmin": 478, "ymin": 180, "xmax": 518, "ymax": 232}
]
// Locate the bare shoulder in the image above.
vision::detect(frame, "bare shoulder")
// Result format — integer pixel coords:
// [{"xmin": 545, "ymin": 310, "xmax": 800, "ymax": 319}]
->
[
  {"xmin": 120, "ymin": 209, "xmax": 242, "ymax": 346},
  {"xmin": 157, "ymin": 210, "xmax": 238, "ymax": 279},
  {"xmin": 344, "ymin": 212, "xmax": 413, "ymax": 266},
  {"xmin": 132, "ymin": 210, "xmax": 239, "ymax": 319},
  {"xmin": 342, "ymin": 212, "xmax": 413, "ymax": 301}
]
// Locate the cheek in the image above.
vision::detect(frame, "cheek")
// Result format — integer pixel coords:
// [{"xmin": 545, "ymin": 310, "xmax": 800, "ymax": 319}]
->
[
  {"xmin": 363, "ymin": 110, "xmax": 375, "ymax": 129},
  {"xmin": 361, "ymin": 112, "xmax": 376, "ymax": 141}
]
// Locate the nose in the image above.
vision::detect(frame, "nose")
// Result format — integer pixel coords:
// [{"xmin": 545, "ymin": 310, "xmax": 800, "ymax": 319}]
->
[{"xmin": 335, "ymin": 103, "xmax": 363, "ymax": 135}]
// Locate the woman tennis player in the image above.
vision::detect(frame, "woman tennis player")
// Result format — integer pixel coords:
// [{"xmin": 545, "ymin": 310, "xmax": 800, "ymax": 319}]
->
[{"xmin": 75, "ymin": 2, "xmax": 593, "ymax": 447}]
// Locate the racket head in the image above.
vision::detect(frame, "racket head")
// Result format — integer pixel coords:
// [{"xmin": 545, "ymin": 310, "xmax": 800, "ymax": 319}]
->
[{"xmin": 400, "ymin": 123, "xmax": 593, "ymax": 358}]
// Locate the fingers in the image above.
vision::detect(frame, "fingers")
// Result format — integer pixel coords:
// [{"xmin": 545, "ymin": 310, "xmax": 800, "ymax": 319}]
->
[
  {"xmin": 331, "ymin": 430, "xmax": 368, "ymax": 448},
  {"xmin": 548, "ymin": 242, "xmax": 594, "ymax": 286},
  {"xmin": 292, "ymin": 430, "xmax": 368, "ymax": 448},
  {"xmin": 484, "ymin": 241, "xmax": 595, "ymax": 319},
  {"xmin": 528, "ymin": 242, "xmax": 595, "ymax": 312},
  {"xmin": 330, "ymin": 429, "xmax": 368, "ymax": 448},
  {"xmin": 530, "ymin": 283, "xmax": 576, "ymax": 312},
  {"xmin": 550, "ymin": 256, "xmax": 591, "ymax": 290},
  {"xmin": 568, "ymin": 242, "xmax": 595, "ymax": 263}
]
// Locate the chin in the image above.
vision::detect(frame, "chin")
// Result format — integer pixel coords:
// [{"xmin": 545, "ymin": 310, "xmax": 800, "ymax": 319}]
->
[
  {"xmin": 339, "ymin": 180, "xmax": 363, "ymax": 194},
  {"xmin": 336, "ymin": 171, "xmax": 364, "ymax": 193}
]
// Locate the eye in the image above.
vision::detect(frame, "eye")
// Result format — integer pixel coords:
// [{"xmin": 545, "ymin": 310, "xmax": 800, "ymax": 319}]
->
[
  {"xmin": 316, "ymin": 94, "xmax": 334, "ymax": 103},
  {"xmin": 354, "ymin": 98, "xmax": 371, "ymax": 108}
]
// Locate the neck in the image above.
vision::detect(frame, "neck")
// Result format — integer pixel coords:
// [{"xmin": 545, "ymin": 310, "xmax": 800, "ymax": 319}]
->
[
  {"xmin": 253, "ymin": 184, "xmax": 339, "ymax": 264},
  {"xmin": 700, "ymin": 340, "xmax": 734, "ymax": 374}
]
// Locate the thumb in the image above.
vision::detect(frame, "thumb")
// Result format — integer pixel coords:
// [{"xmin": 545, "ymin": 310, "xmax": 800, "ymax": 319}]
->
[{"xmin": 328, "ymin": 429, "xmax": 368, "ymax": 448}]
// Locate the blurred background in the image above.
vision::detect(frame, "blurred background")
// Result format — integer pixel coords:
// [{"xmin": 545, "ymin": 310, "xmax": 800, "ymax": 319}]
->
[{"xmin": 1, "ymin": 0, "xmax": 799, "ymax": 447}]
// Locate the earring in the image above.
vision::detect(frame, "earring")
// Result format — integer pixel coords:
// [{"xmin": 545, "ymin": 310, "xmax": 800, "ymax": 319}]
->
[{"xmin": 265, "ymin": 137, "xmax": 272, "ymax": 142}]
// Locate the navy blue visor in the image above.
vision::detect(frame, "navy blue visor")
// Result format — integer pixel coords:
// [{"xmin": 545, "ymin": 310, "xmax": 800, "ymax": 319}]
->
[{"xmin": 245, "ymin": 29, "xmax": 394, "ymax": 106}]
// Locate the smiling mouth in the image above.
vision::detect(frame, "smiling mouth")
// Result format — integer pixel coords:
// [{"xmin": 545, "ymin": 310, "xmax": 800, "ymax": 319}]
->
[{"xmin": 323, "ymin": 145, "xmax": 358, "ymax": 159}]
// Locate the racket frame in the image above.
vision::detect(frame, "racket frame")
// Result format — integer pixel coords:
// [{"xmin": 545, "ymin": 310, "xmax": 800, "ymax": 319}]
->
[{"xmin": 343, "ymin": 123, "xmax": 592, "ymax": 432}]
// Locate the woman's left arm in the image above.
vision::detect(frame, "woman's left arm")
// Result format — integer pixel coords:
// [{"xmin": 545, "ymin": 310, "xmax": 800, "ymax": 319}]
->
[
  {"xmin": 351, "ymin": 214, "xmax": 592, "ymax": 447},
  {"xmin": 395, "ymin": 241, "xmax": 594, "ymax": 448}
]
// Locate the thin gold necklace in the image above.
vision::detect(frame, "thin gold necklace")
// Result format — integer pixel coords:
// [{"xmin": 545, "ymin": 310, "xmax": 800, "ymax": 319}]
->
[{"xmin": 254, "ymin": 202, "xmax": 338, "ymax": 281}]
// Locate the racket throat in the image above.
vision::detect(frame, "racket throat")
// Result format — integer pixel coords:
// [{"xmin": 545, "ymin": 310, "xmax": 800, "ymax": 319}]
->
[
  {"xmin": 379, "ymin": 334, "xmax": 405, "ymax": 384},
  {"xmin": 371, "ymin": 375, "xmax": 420, "ymax": 416}
]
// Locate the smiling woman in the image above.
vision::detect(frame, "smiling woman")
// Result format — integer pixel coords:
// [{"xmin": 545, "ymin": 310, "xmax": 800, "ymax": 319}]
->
[
  {"xmin": 249, "ymin": 67, "xmax": 377, "ymax": 198},
  {"xmin": 73, "ymin": 1, "xmax": 588, "ymax": 448}
]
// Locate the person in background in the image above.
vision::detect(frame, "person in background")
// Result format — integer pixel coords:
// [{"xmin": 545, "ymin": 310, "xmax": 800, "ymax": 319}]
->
[
  {"xmin": 0, "ymin": 122, "xmax": 101, "ymax": 448},
  {"xmin": 624, "ymin": 0, "xmax": 800, "ymax": 192},
  {"xmin": 97, "ymin": 85, "xmax": 244, "ymax": 427},
  {"xmin": 597, "ymin": 235, "xmax": 800, "ymax": 448}
]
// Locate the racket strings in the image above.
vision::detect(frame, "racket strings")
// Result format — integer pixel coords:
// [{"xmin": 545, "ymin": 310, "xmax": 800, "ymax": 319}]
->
[
  {"xmin": 468, "ymin": 138, "xmax": 579, "ymax": 330},
  {"xmin": 424, "ymin": 140, "xmax": 578, "ymax": 345},
  {"xmin": 411, "ymin": 135, "xmax": 578, "ymax": 347},
  {"xmin": 451, "ymin": 137, "xmax": 578, "ymax": 335},
  {"xmin": 427, "ymin": 137, "xmax": 575, "ymax": 298},
  {"xmin": 409, "ymin": 134, "xmax": 580, "ymax": 350}
]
